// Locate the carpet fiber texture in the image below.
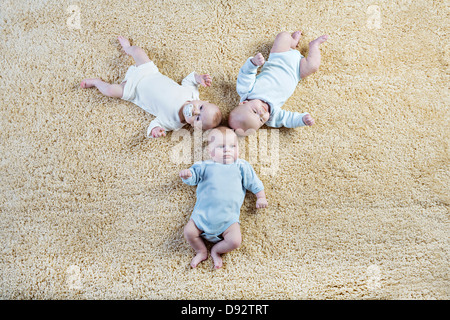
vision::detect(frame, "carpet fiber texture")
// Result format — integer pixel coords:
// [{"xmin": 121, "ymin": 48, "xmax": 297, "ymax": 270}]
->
[{"xmin": 0, "ymin": 0, "xmax": 448, "ymax": 299}]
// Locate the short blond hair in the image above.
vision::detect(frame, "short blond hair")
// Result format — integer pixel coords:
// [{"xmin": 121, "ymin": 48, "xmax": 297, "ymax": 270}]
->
[
  {"xmin": 202, "ymin": 106, "xmax": 222, "ymax": 130},
  {"xmin": 207, "ymin": 126, "xmax": 236, "ymax": 144},
  {"xmin": 228, "ymin": 107, "xmax": 256, "ymax": 136}
]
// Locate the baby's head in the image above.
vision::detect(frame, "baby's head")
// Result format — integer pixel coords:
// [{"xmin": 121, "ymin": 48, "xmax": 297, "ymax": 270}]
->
[
  {"xmin": 183, "ymin": 100, "xmax": 222, "ymax": 130},
  {"xmin": 228, "ymin": 99, "xmax": 270, "ymax": 136},
  {"xmin": 207, "ymin": 126, "xmax": 239, "ymax": 164}
]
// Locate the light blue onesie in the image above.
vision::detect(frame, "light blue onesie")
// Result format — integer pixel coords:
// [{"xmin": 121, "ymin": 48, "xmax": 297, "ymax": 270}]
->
[
  {"xmin": 182, "ymin": 159, "xmax": 264, "ymax": 243},
  {"xmin": 236, "ymin": 49, "xmax": 310, "ymax": 128}
]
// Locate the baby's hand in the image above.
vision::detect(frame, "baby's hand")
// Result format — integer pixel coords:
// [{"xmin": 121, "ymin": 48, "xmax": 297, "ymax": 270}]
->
[
  {"xmin": 151, "ymin": 126, "xmax": 166, "ymax": 138},
  {"xmin": 303, "ymin": 114, "xmax": 315, "ymax": 126},
  {"xmin": 256, "ymin": 197, "xmax": 268, "ymax": 209},
  {"xmin": 251, "ymin": 53, "xmax": 265, "ymax": 66},
  {"xmin": 195, "ymin": 73, "xmax": 212, "ymax": 87},
  {"xmin": 179, "ymin": 169, "xmax": 192, "ymax": 179}
]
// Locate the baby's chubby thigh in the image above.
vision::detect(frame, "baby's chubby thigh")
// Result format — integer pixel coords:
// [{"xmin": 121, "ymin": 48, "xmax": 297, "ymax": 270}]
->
[
  {"xmin": 183, "ymin": 219, "xmax": 203, "ymax": 240},
  {"xmin": 219, "ymin": 222, "xmax": 242, "ymax": 248},
  {"xmin": 183, "ymin": 218, "xmax": 224, "ymax": 244}
]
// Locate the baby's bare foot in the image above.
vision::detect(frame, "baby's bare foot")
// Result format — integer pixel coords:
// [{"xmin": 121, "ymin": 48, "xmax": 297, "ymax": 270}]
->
[
  {"xmin": 118, "ymin": 36, "xmax": 131, "ymax": 53},
  {"xmin": 292, "ymin": 30, "xmax": 302, "ymax": 45},
  {"xmin": 211, "ymin": 250, "xmax": 223, "ymax": 269},
  {"xmin": 190, "ymin": 252, "xmax": 208, "ymax": 268},
  {"xmin": 80, "ymin": 78, "xmax": 100, "ymax": 88},
  {"xmin": 309, "ymin": 35, "xmax": 328, "ymax": 47}
]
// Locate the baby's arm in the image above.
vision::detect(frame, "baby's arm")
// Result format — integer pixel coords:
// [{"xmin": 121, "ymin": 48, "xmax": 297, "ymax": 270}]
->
[
  {"xmin": 255, "ymin": 190, "xmax": 268, "ymax": 209},
  {"xmin": 268, "ymin": 110, "xmax": 314, "ymax": 128},
  {"xmin": 236, "ymin": 57, "xmax": 260, "ymax": 97},
  {"xmin": 180, "ymin": 162, "xmax": 203, "ymax": 186},
  {"xmin": 239, "ymin": 160, "xmax": 268, "ymax": 209},
  {"xmin": 181, "ymin": 72, "xmax": 212, "ymax": 90}
]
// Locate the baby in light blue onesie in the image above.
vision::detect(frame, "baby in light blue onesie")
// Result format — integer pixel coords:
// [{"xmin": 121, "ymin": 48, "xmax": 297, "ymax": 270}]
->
[
  {"xmin": 229, "ymin": 31, "xmax": 328, "ymax": 136},
  {"xmin": 180, "ymin": 126, "xmax": 268, "ymax": 269}
]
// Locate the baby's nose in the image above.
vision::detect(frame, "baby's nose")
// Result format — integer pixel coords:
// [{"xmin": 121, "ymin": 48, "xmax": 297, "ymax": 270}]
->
[{"xmin": 193, "ymin": 106, "xmax": 200, "ymax": 115}]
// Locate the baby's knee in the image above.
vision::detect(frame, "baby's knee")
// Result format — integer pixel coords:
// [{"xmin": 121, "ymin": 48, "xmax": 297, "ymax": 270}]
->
[
  {"xmin": 275, "ymin": 31, "xmax": 293, "ymax": 42},
  {"xmin": 228, "ymin": 235, "xmax": 242, "ymax": 249},
  {"xmin": 308, "ymin": 62, "xmax": 320, "ymax": 74},
  {"xmin": 276, "ymin": 31, "xmax": 291, "ymax": 38}
]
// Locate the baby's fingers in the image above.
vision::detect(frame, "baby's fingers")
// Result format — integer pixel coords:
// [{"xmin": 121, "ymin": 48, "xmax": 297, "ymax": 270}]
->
[
  {"xmin": 202, "ymin": 74, "xmax": 212, "ymax": 87},
  {"xmin": 256, "ymin": 52, "xmax": 264, "ymax": 60},
  {"xmin": 256, "ymin": 199, "xmax": 268, "ymax": 209},
  {"xmin": 252, "ymin": 53, "xmax": 265, "ymax": 66},
  {"xmin": 303, "ymin": 114, "xmax": 315, "ymax": 126},
  {"xmin": 152, "ymin": 127, "xmax": 166, "ymax": 138},
  {"xmin": 179, "ymin": 170, "xmax": 192, "ymax": 179}
]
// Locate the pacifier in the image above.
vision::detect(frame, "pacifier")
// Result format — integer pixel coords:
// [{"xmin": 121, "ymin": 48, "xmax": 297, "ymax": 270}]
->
[{"xmin": 183, "ymin": 103, "xmax": 194, "ymax": 118}]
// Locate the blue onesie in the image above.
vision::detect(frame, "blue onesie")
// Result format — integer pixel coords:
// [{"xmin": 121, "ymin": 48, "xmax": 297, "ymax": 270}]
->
[
  {"xmin": 182, "ymin": 159, "xmax": 264, "ymax": 243},
  {"xmin": 236, "ymin": 49, "xmax": 310, "ymax": 128}
]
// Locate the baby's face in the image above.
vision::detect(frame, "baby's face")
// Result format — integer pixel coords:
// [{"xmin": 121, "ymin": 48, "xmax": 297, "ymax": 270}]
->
[
  {"xmin": 184, "ymin": 100, "xmax": 221, "ymax": 130},
  {"xmin": 208, "ymin": 128, "xmax": 239, "ymax": 164},
  {"xmin": 229, "ymin": 100, "xmax": 270, "ymax": 136}
]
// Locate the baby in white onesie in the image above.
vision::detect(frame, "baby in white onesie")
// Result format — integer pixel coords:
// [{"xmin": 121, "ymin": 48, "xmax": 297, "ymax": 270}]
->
[
  {"xmin": 229, "ymin": 31, "xmax": 328, "ymax": 136},
  {"xmin": 81, "ymin": 36, "xmax": 222, "ymax": 138},
  {"xmin": 179, "ymin": 126, "xmax": 268, "ymax": 269}
]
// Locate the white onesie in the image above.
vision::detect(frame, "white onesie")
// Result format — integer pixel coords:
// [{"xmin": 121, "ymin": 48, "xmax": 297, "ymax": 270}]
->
[{"xmin": 121, "ymin": 61, "xmax": 200, "ymax": 137}]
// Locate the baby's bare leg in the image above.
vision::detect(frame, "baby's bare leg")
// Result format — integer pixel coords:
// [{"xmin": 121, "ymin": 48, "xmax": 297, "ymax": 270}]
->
[
  {"xmin": 184, "ymin": 219, "xmax": 208, "ymax": 268},
  {"xmin": 80, "ymin": 78, "xmax": 125, "ymax": 98},
  {"xmin": 210, "ymin": 223, "xmax": 241, "ymax": 269},
  {"xmin": 300, "ymin": 35, "xmax": 328, "ymax": 79},
  {"xmin": 118, "ymin": 36, "xmax": 151, "ymax": 67}
]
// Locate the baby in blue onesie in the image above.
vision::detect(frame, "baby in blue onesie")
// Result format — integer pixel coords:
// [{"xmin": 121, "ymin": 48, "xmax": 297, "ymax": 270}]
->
[
  {"xmin": 229, "ymin": 31, "xmax": 328, "ymax": 136},
  {"xmin": 180, "ymin": 126, "xmax": 268, "ymax": 269}
]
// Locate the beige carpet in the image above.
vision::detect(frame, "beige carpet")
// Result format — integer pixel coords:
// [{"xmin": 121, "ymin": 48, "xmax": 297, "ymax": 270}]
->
[{"xmin": 0, "ymin": 0, "xmax": 448, "ymax": 299}]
